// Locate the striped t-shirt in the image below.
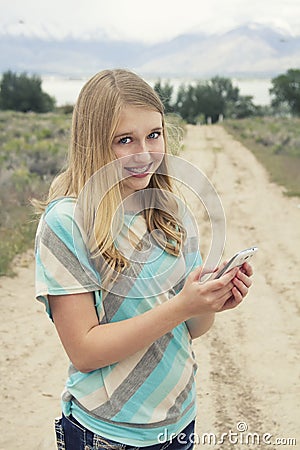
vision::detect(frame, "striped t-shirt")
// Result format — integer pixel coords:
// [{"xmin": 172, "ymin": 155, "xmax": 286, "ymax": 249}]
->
[{"xmin": 35, "ymin": 197, "xmax": 202, "ymax": 446}]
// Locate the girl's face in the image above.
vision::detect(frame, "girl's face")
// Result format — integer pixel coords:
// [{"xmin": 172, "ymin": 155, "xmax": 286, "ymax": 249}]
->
[{"xmin": 112, "ymin": 105, "xmax": 165, "ymax": 199}]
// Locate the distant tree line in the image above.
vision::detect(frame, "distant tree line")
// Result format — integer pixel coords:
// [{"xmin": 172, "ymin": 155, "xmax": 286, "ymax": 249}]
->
[
  {"xmin": 154, "ymin": 68, "xmax": 300, "ymax": 123},
  {"xmin": 0, "ymin": 69, "xmax": 299, "ymax": 120},
  {"xmin": 154, "ymin": 76, "xmax": 257, "ymax": 123},
  {"xmin": 0, "ymin": 71, "xmax": 55, "ymax": 113}
]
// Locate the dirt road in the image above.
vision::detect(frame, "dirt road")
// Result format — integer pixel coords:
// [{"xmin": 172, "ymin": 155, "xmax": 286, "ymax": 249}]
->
[{"xmin": 1, "ymin": 125, "xmax": 299, "ymax": 449}]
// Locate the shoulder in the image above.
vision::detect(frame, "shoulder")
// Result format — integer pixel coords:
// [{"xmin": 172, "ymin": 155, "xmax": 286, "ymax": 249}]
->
[
  {"xmin": 44, "ymin": 197, "xmax": 77, "ymax": 224},
  {"xmin": 41, "ymin": 197, "xmax": 83, "ymax": 234},
  {"xmin": 36, "ymin": 197, "xmax": 85, "ymax": 248}
]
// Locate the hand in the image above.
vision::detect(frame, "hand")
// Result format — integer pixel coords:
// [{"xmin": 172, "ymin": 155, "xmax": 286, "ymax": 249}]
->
[
  {"xmin": 219, "ymin": 261, "xmax": 253, "ymax": 311},
  {"xmin": 177, "ymin": 265, "xmax": 240, "ymax": 318}
]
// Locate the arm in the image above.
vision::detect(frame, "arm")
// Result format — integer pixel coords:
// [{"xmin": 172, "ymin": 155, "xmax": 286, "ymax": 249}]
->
[
  {"xmin": 49, "ymin": 264, "xmax": 252, "ymax": 372},
  {"xmin": 49, "ymin": 291, "xmax": 189, "ymax": 373}
]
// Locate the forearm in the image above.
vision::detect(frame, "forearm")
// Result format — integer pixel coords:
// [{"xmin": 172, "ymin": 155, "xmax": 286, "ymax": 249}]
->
[
  {"xmin": 186, "ymin": 313, "xmax": 215, "ymax": 339},
  {"xmin": 74, "ymin": 295, "xmax": 189, "ymax": 372}
]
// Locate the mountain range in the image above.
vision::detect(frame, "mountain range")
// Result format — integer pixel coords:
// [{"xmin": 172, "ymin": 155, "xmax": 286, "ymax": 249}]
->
[{"xmin": 1, "ymin": 23, "xmax": 299, "ymax": 78}]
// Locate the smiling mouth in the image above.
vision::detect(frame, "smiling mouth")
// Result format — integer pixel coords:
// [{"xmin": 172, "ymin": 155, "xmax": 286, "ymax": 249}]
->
[{"xmin": 124, "ymin": 162, "xmax": 153, "ymax": 176}]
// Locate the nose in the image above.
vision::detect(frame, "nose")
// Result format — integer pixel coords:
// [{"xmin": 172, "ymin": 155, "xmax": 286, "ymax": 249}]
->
[
  {"xmin": 132, "ymin": 141, "xmax": 152, "ymax": 163},
  {"xmin": 132, "ymin": 152, "xmax": 152, "ymax": 164}
]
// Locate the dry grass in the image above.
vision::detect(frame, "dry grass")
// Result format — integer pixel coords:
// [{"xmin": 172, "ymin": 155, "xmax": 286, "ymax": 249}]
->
[{"xmin": 223, "ymin": 117, "xmax": 300, "ymax": 197}]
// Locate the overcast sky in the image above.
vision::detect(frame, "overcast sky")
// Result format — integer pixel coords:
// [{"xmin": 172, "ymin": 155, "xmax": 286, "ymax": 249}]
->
[{"xmin": 2, "ymin": 0, "xmax": 300, "ymax": 42}]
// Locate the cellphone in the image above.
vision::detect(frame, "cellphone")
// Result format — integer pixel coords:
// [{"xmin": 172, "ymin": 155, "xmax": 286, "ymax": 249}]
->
[{"xmin": 214, "ymin": 246, "xmax": 258, "ymax": 279}]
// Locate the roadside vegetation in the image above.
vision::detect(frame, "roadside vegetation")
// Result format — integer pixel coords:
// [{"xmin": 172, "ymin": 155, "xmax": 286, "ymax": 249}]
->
[
  {"xmin": 223, "ymin": 117, "xmax": 300, "ymax": 197},
  {"xmin": 0, "ymin": 111, "xmax": 71, "ymax": 275},
  {"xmin": 0, "ymin": 69, "xmax": 299, "ymax": 276}
]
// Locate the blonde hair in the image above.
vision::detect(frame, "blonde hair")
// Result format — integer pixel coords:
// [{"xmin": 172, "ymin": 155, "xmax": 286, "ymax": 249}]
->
[{"xmin": 35, "ymin": 69, "xmax": 185, "ymax": 273}]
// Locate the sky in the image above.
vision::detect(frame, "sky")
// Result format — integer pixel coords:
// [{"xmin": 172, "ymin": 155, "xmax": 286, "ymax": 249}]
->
[{"xmin": 2, "ymin": 0, "xmax": 300, "ymax": 43}]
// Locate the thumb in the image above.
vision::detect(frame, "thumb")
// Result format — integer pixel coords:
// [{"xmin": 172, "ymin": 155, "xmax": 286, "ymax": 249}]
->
[
  {"xmin": 189, "ymin": 265, "xmax": 203, "ymax": 281},
  {"xmin": 189, "ymin": 265, "xmax": 215, "ymax": 282},
  {"xmin": 198, "ymin": 265, "xmax": 218, "ymax": 283}
]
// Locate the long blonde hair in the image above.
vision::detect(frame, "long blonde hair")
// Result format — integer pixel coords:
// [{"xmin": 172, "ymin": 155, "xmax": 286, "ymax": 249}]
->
[{"xmin": 36, "ymin": 69, "xmax": 185, "ymax": 272}]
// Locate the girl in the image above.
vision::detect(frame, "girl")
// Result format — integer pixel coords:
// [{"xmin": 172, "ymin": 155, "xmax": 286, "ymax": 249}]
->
[{"xmin": 35, "ymin": 69, "xmax": 253, "ymax": 450}]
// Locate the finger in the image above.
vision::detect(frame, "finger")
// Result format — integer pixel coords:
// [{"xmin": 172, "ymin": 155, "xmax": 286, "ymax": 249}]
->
[
  {"xmin": 213, "ymin": 282, "xmax": 235, "ymax": 303},
  {"xmin": 240, "ymin": 262, "xmax": 253, "ymax": 277},
  {"xmin": 210, "ymin": 260, "xmax": 228, "ymax": 280},
  {"xmin": 189, "ymin": 265, "xmax": 203, "ymax": 281},
  {"xmin": 232, "ymin": 276, "xmax": 249, "ymax": 297},
  {"xmin": 211, "ymin": 267, "xmax": 239, "ymax": 291},
  {"xmin": 219, "ymin": 288, "xmax": 243, "ymax": 311},
  {"xmin": 236, "ymin": 269, "xmax": 252, "ymax": 288},
  {"xmin": 231, "ymin": 286, "xmax": 244, "ymax": 305},
  {"xmin": 198, "ymin": 265, "xmax": 220, "ymax": 283}
]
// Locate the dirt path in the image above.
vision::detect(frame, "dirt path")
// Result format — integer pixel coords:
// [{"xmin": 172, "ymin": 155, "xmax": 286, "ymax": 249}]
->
[{"xmin": 0, "ymin": 125, "xmax": 299, "ymax": 449}]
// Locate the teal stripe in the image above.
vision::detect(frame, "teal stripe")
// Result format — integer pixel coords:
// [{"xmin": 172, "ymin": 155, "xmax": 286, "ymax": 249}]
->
[{"xmin": 66, "ymin": 369, "xmax": 104, "ymax": 398}]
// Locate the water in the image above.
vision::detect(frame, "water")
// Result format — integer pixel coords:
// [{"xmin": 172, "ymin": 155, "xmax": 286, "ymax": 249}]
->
[
  {"xmin": 233, "ymin": 78, "xmax": 272, "ymax": 105},
  {"xmin": 42, "ymin": 75, "xmax": 272, "ymax": 107}
]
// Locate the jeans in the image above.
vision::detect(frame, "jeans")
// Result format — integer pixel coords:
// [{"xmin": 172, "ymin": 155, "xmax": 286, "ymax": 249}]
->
[{"xmin": 55, "ymin": 414, "xmax": 195, "ymax": 450}]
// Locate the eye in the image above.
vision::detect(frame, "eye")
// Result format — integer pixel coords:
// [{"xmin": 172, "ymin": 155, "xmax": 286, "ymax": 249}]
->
[
  {"xmin": 118, "ymin": 136, "xmax": 132, "ymax": 145},
  {"xmin": 148, "ymin": 131, "xmax": 161, "ymax": 139}
]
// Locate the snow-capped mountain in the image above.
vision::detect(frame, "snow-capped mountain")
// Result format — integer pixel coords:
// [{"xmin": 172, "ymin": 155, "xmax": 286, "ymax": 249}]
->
[{"xmin": 0, "ymin": 23, "xmax": 299, "ymax": 77}]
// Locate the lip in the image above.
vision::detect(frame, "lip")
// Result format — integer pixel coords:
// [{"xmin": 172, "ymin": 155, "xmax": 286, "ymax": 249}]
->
[{"xmin": 124, "ymin": 162, "xmax": 153, "ymax": 178}]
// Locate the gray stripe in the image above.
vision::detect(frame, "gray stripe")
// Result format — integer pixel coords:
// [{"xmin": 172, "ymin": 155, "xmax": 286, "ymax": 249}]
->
[
  {"xmin": 100, "ymin": 231, "xmax": 159, "ymax": 324},
  {"xmin": 91, "ymin": 333, "xmax": 173, "ymax": 418},
  {"xmin": 165, "ymin": 370, "xmax": 195, "ymax": 421},
  {"xmin": 41, "ymin": 221, "xmax": 100, "ymax": 290},
  {"xmin": 100, "ymin": 260, "xmax": 144, "ymax": 324}
]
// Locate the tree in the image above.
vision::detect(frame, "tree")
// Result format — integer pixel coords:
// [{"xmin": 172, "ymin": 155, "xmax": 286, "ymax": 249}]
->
[
  {"xmin": 175, "ymin": 84, "xmax": 199, "ymax": 124},
  {"xmin": 195, "ymin": 83, "xmax": 225, "ymax": 123},
  {"xmin": 210, "ymin": 76, "xmax": 239, "ymax": 103},
  {"xmin": 153, "ymin": 79, "xmax": 174, "ymax": 113},
  {"xmin": 0, "ymin": 71, "xmax": 55, "ymax": 112},
  {"xmin": 175, "ymin": 78, "xmax": 235, "ymax": 124},
  {"xmin": 270, "ymin": 69, "xmax": 300, "ymax": 116}
]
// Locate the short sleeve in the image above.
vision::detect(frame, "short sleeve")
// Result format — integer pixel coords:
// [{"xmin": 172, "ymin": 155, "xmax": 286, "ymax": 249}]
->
[{"xmin": 35, "ymin": 198, "xmax": 101, "ymax": 318}]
